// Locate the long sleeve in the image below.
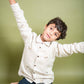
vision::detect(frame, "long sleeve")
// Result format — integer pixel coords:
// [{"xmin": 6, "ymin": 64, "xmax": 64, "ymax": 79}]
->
[
  {"xmin": 10, "ymin": 3, "xmax": 36, "ymax": 44},
  {"xmin": 55, "ymin": 42, "xmax": 84, "ymax": 57}
]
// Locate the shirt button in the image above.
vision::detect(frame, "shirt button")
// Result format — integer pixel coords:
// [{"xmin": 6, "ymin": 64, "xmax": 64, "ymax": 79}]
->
[
  {"xmin": 34, "ymin": 65, "xmax": 36, "ymax": 66},
  {"xmin": 39, "ymin": 47, "xmax": 41, "ymax": 48},
  {"xmin": 37, "ymin": 56, "xmax": 39, "ymax": 57}
]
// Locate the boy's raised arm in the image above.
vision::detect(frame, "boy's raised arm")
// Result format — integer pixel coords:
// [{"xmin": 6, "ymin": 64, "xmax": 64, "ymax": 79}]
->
[
  {"xmin": 9, "ymin": 0, "xmax": 35, "ymax": 44},
  {"xmin": 9, "ymin": 0, "xmax": 16, "ymax": 5}
]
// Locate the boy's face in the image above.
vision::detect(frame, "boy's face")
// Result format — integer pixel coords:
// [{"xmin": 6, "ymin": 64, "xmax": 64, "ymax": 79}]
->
[{"xmin": 41, "ymin": 24, "xmax": 61, "ymax": 42}]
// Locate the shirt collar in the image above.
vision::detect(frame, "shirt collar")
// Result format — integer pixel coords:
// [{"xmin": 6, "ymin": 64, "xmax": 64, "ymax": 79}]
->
[{"xmin": 36, "ymin": 34, "xmax": 52, "ymax": 47}]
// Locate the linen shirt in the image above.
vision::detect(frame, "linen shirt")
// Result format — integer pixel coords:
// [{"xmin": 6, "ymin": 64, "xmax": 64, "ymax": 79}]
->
[{"xmin": 11, "ymin": 3, "xmax": 84, "ymax": 84}]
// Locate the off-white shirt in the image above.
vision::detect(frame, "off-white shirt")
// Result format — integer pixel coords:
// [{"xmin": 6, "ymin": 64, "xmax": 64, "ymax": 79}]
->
[{"xmin": 11, "ymin": 3, "xmax": 84, "ymax": 84}]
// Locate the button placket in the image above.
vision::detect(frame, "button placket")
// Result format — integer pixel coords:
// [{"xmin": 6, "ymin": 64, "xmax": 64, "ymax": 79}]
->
[
  {"xmin": 33, "ymin": 54, "xmax": 40, "ymax": 80},
  {"xmin": 33, "ymin": 55, "xmax": 40, "ymax": 73},
  {"xmin": 33, "ymin": 65, "xmax": 36, "ymax": 81},
  {"xmin": 38, "ymin": 42, "xmax": 43, "ymax": 49},
  {"xmin": 34, "ymin": 55, "xmax": 39, "ymax": 67},
  {"xmin": 33, "ymin": 72, "xmax": 36, "ymax": 80}
]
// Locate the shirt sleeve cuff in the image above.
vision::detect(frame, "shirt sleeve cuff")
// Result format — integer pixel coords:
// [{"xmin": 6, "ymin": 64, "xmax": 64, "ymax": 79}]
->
[{"xmin": 10, "ymin": 3, "xmax": 21, "ymax": 12}]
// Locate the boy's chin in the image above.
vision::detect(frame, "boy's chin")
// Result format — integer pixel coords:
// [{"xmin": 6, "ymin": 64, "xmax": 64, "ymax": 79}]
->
[
  {"xmin": 46, "ymin": 39, "xmax": 55, "ymax": 42},
  {"xmin": 44, "ymin": 39, "xmax": 52, "ymax": 42},
  {"xmin": 43, "ymin": 36, "xmax": 53, "ymax": 42}
]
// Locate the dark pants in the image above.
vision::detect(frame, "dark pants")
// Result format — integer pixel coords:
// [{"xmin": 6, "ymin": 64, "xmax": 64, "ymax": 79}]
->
[{"xmin": 18, "ymin": 78, "xmax": 53, "ymax": 84}]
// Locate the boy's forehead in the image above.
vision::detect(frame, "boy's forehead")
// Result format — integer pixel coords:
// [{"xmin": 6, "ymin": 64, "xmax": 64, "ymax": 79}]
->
[
  {"xmin": 49, "ymin": 24, "xmax": 56, "ymax": 27},
  {"xmin": 48, "ymin": 24, "xmax": 56, "ymax": 28}
]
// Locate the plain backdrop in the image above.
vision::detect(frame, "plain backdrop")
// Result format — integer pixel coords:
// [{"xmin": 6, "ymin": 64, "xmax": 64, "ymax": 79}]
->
[{"xmin": 0, "ymin": 0, "xmax": 84, "ymax": 84}]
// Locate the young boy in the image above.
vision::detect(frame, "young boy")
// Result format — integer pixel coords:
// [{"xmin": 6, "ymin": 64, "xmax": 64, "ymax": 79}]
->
[{"xmin": 9, "ymin": 0, "xmax": 84, "ymax": 84}]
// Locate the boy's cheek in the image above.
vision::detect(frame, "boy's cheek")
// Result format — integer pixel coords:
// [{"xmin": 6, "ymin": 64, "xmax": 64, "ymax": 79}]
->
[{"xmin": 52, "ymin": 36, "xmax": 57, "ymax": 41}]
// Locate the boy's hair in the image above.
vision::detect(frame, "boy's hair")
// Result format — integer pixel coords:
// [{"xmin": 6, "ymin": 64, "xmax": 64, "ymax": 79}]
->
[{"xmin": 47, "ymin": 17, "xmax": 67, "ymax": 40}]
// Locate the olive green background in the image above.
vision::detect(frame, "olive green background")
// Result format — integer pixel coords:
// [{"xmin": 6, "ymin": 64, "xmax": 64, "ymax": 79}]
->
[{"xmin": 0, "ymin": 0, "xmax": 84, "ymax": 84}]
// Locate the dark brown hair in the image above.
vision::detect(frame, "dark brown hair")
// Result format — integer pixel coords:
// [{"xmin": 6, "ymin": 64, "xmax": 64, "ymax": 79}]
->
[{"xmin": 47, "ymin": 17, "xmax": 67, "ymax": 40}]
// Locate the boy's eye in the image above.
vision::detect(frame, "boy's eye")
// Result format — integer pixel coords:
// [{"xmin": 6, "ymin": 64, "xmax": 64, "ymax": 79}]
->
[
  {"xmin": 55, "ymin": 33, "xmax": 57, "ymax": 36},
  {"xmin": 50, "ymin": 28, "xmax": 53, "ymax": 30}
]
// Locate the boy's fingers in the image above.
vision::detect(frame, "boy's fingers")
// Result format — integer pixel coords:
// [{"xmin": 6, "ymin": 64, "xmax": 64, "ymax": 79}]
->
[
  {"xmin": 10, "ymin": 82, "xmax": 18, "ymax": 84},
  {"xmin": 9, "ymin": 0, "xmax": 16, "ymax": 5}
]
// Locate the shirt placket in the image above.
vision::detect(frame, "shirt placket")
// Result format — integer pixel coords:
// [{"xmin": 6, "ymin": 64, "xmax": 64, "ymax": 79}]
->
[{"xmin": 32, "ymin": 54, "xmax": 40, "ymax": 81}]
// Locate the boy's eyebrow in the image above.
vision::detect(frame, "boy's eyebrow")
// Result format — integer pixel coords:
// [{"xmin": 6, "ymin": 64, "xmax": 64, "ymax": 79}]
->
[{"xmin": 51, "ymin": 25, "xmax": 56, "ymax": 28}]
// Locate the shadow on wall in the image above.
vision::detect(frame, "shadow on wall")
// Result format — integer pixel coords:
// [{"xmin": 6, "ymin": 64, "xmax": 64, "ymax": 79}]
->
[{"xmin": 0, "ymin": 25, "xmax": 23, "ymax": 84}]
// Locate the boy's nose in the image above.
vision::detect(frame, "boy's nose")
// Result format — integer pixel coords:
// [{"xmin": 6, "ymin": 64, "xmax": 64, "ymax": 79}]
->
[{"xmin": 50, "ymin": 32, "xmax": 53, "ymax": 36}]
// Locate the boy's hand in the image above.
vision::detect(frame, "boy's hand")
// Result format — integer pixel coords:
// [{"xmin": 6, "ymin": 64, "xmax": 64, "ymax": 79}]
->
[
  {"xmin": 10, "ymin": 82, "xmax": 18, "ymax": 84},
  {"xmin": 9, "ymin": 0, "xmax": 16, "ymax": 5}
]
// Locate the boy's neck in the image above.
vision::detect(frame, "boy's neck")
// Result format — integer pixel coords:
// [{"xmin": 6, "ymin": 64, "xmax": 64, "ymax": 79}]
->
[{"xmin": 40, "ymin": 34, "xmax": 46, "ymax": 42}]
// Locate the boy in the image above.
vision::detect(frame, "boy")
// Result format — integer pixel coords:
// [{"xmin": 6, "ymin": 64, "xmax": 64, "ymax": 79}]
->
[{"xmin": 9, "ymin": 0, "xmax": 84, "ymax": 84}]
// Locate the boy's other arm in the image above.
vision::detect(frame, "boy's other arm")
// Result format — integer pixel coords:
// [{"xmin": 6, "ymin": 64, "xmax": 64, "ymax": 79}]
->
[
  {"xmin": 9, "ymin": 0, "xmax": 35, "ymax": 44},
  {"xmin": 55, "ymin": 42, "xmax": 84, "ymax": 57}
]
